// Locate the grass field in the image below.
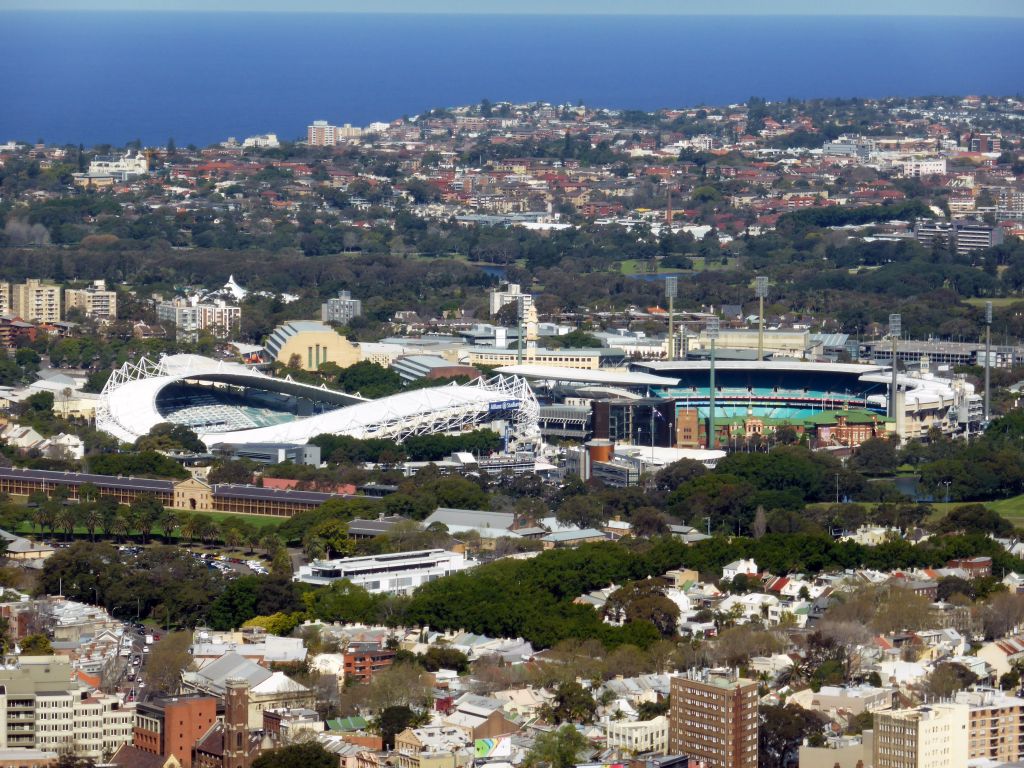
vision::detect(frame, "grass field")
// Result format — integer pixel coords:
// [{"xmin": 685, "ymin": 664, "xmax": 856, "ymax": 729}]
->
[
  {"xmin": 964, "ymin": 297, "xmax": 1024, "ymax": 308},
  {"xmin": 619, "ymin": 256, "xmax": 735, "ymax": 276}
]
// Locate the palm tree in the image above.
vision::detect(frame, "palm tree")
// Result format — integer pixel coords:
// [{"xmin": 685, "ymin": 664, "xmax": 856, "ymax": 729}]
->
[
  {"xmin": 201, "ymin": 520, "xmax": 222, "ymax": 547},
  {"xmin": 180, "ymin": 515, "xmax": 200, "ymax": 545},
  {"xmin": 304, "ymin": 536, "xmax": 326, "ymax": 561},
  {"xmin": 99, "ymin": 499, "xmax": 118, "ymax": 540},
  {"xmin": 54, "ymin": 506, "xmax": 77, "ymax": 542},
  {"xmin": 31, "ymin": 506, "xmax": 52, "ymax": 537},
  {"xmin": 159, "ymin": 510, "xmax": 180, "ymax": 543},
  {"xmin": 110, "ymin": 512, "xmax": 130, "ymax": 544},
  {"xmin": 81, "ymin": 503, "xmax": 102, "ymax": 542},
  {"xmin": 223, "ymin": 526, "xmax": 243, "ymax": 551}
]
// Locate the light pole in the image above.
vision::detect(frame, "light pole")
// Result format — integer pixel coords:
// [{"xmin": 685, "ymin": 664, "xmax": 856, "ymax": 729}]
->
[
  {"xmin": 665, "ymin": 276, "xmax": 677, "ymax": 360},
  {"xmin": 835, "ymin": 473, "xmax": 840, "ymax": 505},
  {"xmin": 985, "ymin": 300, "xmax": 992, "ymax": 424},
  {"xmin": 755, "ymin": 276, "xmax": 768, "ymax": 360},
  {"xmin": 944, "ymin": 480, "xmax": 951, "ymax": 505},
  {"xmin": 707, "ymin": 315, "xmax": 720, "ymax": 449},
  {"xmin": 889, "ymin": 313, "xmax": 901, "ymax": 440}
]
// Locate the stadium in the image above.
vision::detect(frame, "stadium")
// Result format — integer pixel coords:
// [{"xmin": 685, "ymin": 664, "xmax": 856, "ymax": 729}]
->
[
  {"xmin": 496, "ymin": 360, "xmax": 981, "ymax": 441},
  {"xmin": 96, "ymin": 354, "xmax": 540, "ymax": 448}
]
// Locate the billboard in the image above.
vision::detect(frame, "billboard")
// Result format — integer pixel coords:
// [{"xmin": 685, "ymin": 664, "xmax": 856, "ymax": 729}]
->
[
  {"xmin": 488, "ymin": 399, "xmax": 519, "ymax": 413},
  {"xmin": 474, "ymin": 737, "xmax": 512, "ymax": 759}
]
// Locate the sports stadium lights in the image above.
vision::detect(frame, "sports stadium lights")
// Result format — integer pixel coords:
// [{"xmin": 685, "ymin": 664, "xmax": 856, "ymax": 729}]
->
[
  {"xmin": 706, "ymin": 316, "xmax": 719, "ymax": 450},
  {"xmin": 755, "ymin": 276, "xmax": 768, "ymax": 360},
  {"xmin": 665, "ymin": 276, "xmax": 678, "ymax": 360}
]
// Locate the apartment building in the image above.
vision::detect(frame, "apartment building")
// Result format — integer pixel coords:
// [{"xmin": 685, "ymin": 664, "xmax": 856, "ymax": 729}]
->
[
  {"xmin": 488, "ymin": 283, "xmax": 532, "ymax": 317},
  {"xmin": 156, "ymin": 298, "xmax": 241, "ymax": 339},
  {"xmin": 603, "ymin": 715, "xmax": 669, "ymax": 755},
  {"xmin": 956, "ymin": 688, "xmax": 1024, "ymax": 763},
  {"xmin": 321, "ymin": 290, "xmax": 362, "ymax": 326},
  {"xmin": 64, "ymin": 280, "xmax": 118, "ymax": 322},
  {"xmin": 4, "ymin": 280, "xmax": 62, "ymax": 324},
  {"xmin": 669, "ymin": 670, "xmax": 759, "ymax": 768},
  {"xmin": 873, "ymin": 703, "xmax": 968, "ymax": 768},
  {"xmin": 307, "ymin": 121, "xmax": 363, "ymax": 146},
  {"xmin": 0, "ymin": 657, "xmax": 133, "ymax": 759}
]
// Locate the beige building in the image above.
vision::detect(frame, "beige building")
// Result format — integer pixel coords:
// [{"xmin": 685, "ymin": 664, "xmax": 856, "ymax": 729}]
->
[
  {"xmin": 873, "ymin": 703, "xmax": 968, "ymax": 768},
  {"xmin": 393, "ymin": 727, "xmax": 472, "ymax": 768},
  {"xmin": 669, "ymin": 670, "xmax": 759, "ymax": 768},
  {"xmin": 9, "ymin": 280, "xmax": 62, "ymax": 323},
  {"xmin": 64, "ymin": 280, "xmax": 117, "ymax": 321},
  {"xmin": 264, "ymin": 320, "xmax": 361, "ymax": 371},
  {"xmin": 956, "ymin": 688, "xmax": 1024, "ymax": 764},
  {"xmin": 0, "ymin": 656, "xmax": 134, "ymax": 759},
  {"xmin": 603, "ymin": 715, "xmax": 669, "ymax": 755},
  {"xmin": 799, "ymin": 733, "xmax": 874, "ymax": 768}
]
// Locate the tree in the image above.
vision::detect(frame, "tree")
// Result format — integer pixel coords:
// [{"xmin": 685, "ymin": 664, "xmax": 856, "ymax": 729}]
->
[
  {"xmin": 924, "ymin": 662, "xmax": 978, "ymax": 699},
  {"xmin": 143, "ymin": 630, "xmax": 194, "ymax": 694},
  {"xmin": 252, "ymin": 743, "xmax": 338, "ymax": 768},
  {"xmin": 850, "ymin": 437, "xmax": 898, "ymax": 476},
  {"xmin": 130, "ymin": 493, "xmax": 163, "ymax": 544},
  {"xmin": 542, "ymin": 681, "xmax": 596, "ymax": 724},
  {"xmin": 555, "ymin": 495, "xmax": 605, "ymax": 530},
  {"xmin": 524, "ymin": 724, "xmax": 588, "ymax": 768},
  {"xmin": 376, "ymin": 705, "xmax": 416, "ymax": 749},
  {"xmin": 20, "ymin": 633, "xmax": 52, "ymax": 655},
  {"xmin": 759, "ymin": 704, "xmax": 827, "ymax": 768}
]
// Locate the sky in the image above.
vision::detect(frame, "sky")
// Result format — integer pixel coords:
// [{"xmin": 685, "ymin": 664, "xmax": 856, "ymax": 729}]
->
[{"xmin": 2, "ymin": 0, "xmax": 1023, "ymax": 14}]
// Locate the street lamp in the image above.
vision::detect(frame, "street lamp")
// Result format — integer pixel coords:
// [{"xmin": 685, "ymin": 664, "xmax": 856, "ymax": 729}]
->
[
  {"xmin": 707, "ymin": 315, "xmax": 720, "ymax": 449},
  {"xmin": 665, "ymin": 276, "xmax": 678, "ymax": 361},
  {"xmin": 755, "ymin": 276, "xmax": 769, "ymax": 360},
  {"xmin": 943, "ymin": 480, "xmax": 952, "ymax": 505}
]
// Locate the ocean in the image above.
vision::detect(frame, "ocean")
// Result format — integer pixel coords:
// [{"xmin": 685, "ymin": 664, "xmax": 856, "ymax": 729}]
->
[{"xmin": 1, "ymin": 12, "xmax": 1022, "ymax": 147}]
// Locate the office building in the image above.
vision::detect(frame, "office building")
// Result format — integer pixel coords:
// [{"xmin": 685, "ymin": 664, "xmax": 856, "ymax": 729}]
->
[
  {"xmin": 873, "ymin": 703, "xmax": 968, "ymax": 768},
  {"xmin": 913, "ymin": 220, "xmax": 1004, "ymax": 256},
  {"xmin": 669, "ymin": 670, "xmax": 759, "ymax": 768},
  {"xmin": 10, "ymin": 279, "xmax": 61, "ymax": 324},
  {"xmin": 823, "ymin": 136, "xmax": 876, "ymax": 161},
  {"xmin": 900, "ymin": 158, "xmax": 947, "ymax": 178},
  {"xmin": 321, "ymin": 290, "xmax": 362, "ymax": 325},
  {"xmin": 0, "ymin": 657, "xmax": 134, "ymax": 759},
  {"xmin": 65, "ymin": 280, "xmax": 118, "ymax": 321},
  {"xmin": 133, "ymin": 695, "xmax": 219, "ymax": 768},
  {"xmin": 293, "ymin": 549, "xmax": 473, "ymax": 594},
  {"xmin": 208, "ymin": 442, "xmax": 321, "ymax": 467}
]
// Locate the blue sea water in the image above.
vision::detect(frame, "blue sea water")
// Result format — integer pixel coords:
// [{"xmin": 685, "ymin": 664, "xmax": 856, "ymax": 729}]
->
[{"xmin": 1, "ymin": 12, "xmax": 1022, "ymax": 147}]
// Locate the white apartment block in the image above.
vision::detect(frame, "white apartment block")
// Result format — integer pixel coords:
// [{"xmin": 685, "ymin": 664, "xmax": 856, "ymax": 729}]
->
[
  {"xmin": 488, "ymin": 283, "xmax": 533, "ymax": 317},
  {"xmin": 293, "ymin": 549, "xmax": 473, "ymax": 594},
  {"xmin": 156, "ymin": 297, "xmax": 241, "ymax": 339},
  {"xmin": 85, "ymin": 152, "xmax": 149, "ymax": 182},
  {"xmin": 64, "ymin": 280, "xmax": 117, "ymax": 321},
  {"xmin": 873, "ymin": 703, "xmax": 968, "ymax": 768},
  {"xmin": 900, "ymin": 158, "xmax": 948, "ymax": 178},
  {"xmin": 242, "ymin": 133, "xmax": 280, "ymax": 149}
]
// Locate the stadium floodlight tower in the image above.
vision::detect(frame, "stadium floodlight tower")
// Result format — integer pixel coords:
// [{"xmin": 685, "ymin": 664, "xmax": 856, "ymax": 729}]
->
[
  {"xmin": 888, "ymin": 313, "xmax": 901, "ymax": 431},
  {"xmin": 985, "ymin": 300, "xmax": 992, "ymax": 424},
  {"xmin": 706, "ymin": 315, "xmax": 720, "ymax": 449},
  {"xmin": 665, "ymin": 275, "xmax": 678, "ymax": 360},
  {"xmin": 755, "ymin": 276, "xmax": 769, "ymax": 360}
]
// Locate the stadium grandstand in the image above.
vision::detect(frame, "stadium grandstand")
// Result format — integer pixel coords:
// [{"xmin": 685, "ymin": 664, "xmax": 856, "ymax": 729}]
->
[{"xmin": 97, "ymin": 354, "xmax": 539, "ymax": 448}]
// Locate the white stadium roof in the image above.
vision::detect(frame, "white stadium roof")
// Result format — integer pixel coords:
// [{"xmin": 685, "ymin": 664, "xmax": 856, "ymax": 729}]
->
[
  {"xmin": 493, "ymin": 364, "xmax": 679, "ymax": 387},
  {"xmin": 97, "ymin": 354, "xmax": 539, "ymax": 447}
]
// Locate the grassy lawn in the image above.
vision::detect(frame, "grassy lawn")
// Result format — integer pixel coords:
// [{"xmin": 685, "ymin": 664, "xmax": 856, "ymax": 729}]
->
[
  {"xmin": 810, "ymin": 495, "xmax": 1024, "ymax": 526},
  {"xmin": 619, "ymin": 256, "xmax": 736, "ymax": 276},
  {"xmin": 964, "ymin": 297, "xmax": 1024, "ymax": 308}
]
